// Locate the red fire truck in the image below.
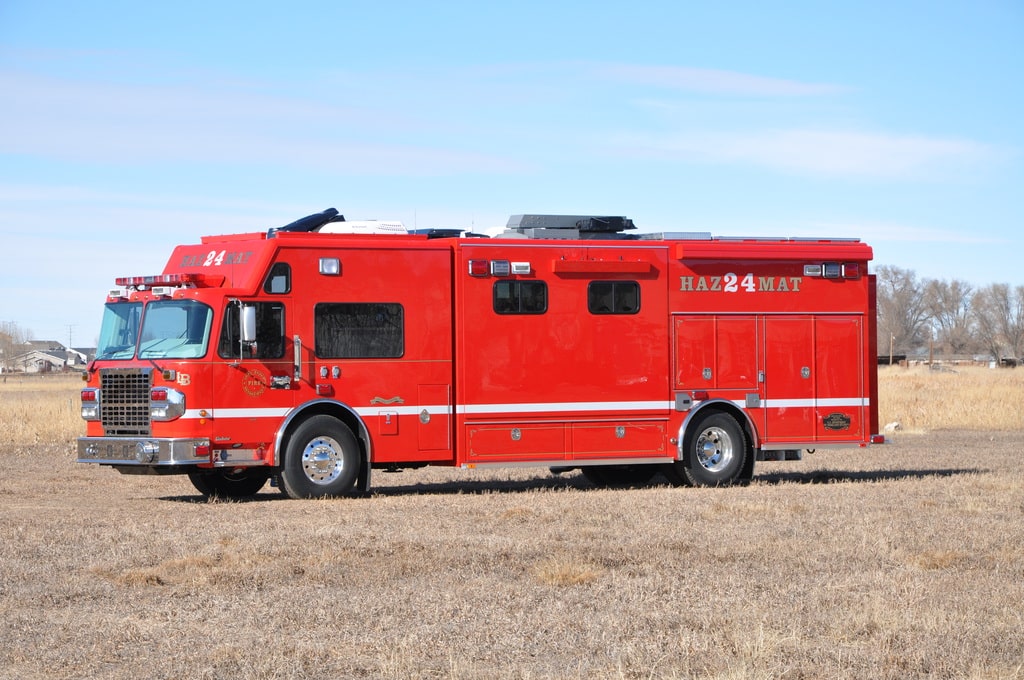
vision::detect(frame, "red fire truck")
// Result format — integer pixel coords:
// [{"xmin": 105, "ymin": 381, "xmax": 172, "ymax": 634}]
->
[{"xmin": 78, "ymin": 209, "xmax": 882, "ymax": 498}]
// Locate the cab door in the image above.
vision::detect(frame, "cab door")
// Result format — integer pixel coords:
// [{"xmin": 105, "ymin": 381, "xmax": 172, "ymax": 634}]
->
[{"xmin": 212, "ymin": 296, "xmax": 297, "ymax": 465}]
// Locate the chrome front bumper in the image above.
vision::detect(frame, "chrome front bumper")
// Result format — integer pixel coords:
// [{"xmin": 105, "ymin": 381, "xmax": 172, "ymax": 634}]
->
[{"xmin": 78, "ymin": 437, "xmax": 210, "ymax": 466}]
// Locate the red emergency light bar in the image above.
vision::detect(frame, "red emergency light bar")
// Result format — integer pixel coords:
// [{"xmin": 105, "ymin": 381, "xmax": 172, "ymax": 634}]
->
[{"xmin": 114, "ymin": 273, "xmax": 225, "ymax": 289}]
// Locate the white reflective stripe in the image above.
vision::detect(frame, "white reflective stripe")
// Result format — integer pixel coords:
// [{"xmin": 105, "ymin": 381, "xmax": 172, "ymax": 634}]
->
[
  {"xmin": 459, "ymin": 401, "xmax": 673, "ymax": 415},
  {"xmin": 184, "ymin": 398, "xmax": 869, "ymax": 420},
  {"xmin": 181, "ymin": 407, "xmax": 292, "ymax": 419},
  {"xmin": 184, "ymin": 406, "xmax": 453, "ymax": 420},
  {"xmin": 815, "ymin": 398, "xmax": 870, "ymax": 407},
  {"xmin": 761, "ymin": 398, "xmax": 869, "ymax": 408}
]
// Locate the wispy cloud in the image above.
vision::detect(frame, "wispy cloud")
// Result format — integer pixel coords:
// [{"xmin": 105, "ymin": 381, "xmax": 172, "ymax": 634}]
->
[
  {"xmin": 595, "ymin": 64, "xmax": 845, "ymax": 96},
  {"xmin": 0, "ymin": 59, "xmax": 1007, "ymax": 182},
  {"xmin": 0, "ymin": 69, "xmax": 526, "ymax": 175},
  {"xmin": 809, "ymin": 220, "xmax": 1007, "ymax": 245},
  {"xmin": 0, "ymin": 188, "xmax": 313, "ymax": 243},
  {"xmin": 614, "ymin": 128, "xmax": 999, "ymax": 179}
]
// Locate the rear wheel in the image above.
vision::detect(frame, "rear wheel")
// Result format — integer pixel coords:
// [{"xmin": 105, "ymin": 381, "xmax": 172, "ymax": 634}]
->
[
  {"xmin": 279, "ymin": 415, "xmax": 361, "ymax": 499},
  {"xmin": 188, "ymin": 468, "xmax": 271, "ymax": 499},
  {"xmin": 675, "ymin": 411, "xmax": 747, "ymax": 487}
]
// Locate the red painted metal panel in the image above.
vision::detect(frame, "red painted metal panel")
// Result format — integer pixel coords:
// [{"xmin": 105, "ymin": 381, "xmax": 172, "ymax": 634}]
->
[
  {"xmin": 813, "ymin": 316, "xmax": 864, "ymax": 441},
  {"xmin": 673, "ymin": 315, "xmax": 757, "ymax": 390},
  {"xmin": 467, "ymin": 424, "xmax": 567, "ymax": 461},
  {"xmin": 552, "ymin": 260, "xmax": 652, "ymax": 274},
  {"xmin": 570, "ymin": 422, "xmax": 667, "ymax": 459},
  {"xmin": 762, "ymin": 316, "xmax": 815, "ymax": 442},
  {"xmin": 418, "ymin": 384, "xmax": 451, "ymax": 451}
]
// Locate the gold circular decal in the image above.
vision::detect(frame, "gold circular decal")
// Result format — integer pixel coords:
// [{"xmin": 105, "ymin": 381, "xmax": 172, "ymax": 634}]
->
[{"xmin": 242, "ymin": 368, "xmax": 269, "ymax": 397}]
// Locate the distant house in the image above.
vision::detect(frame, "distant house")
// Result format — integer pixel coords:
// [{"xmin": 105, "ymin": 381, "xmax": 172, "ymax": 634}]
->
[
  {"xmin": 69, "ymin": 347, "xmax": 94, "ymax": 365},
  {"xmin": 12, "ymin": 348, "xmax": 69, "ymax": 373},
  {"xmin": 27, "ymin": 340, "xmax": 65, "ymax": 352},
  {"xmin": 7, "ymin": 341, "xmax": 94, "ymax": 373}
]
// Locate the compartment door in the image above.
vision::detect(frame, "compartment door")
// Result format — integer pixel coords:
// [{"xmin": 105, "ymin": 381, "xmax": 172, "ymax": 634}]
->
[
  {"xmin": 813, "ymin": 315, "xmax": 865, "ymax": 442},
  {"xmin": 762, "ymin": 316, "xmax": 815, "ymax": 441}
]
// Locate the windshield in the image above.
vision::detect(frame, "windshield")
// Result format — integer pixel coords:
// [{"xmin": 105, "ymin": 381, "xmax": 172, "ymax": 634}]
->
[
  {"xmin": 138, "ymin": 300, "xmax": 214, "ymax": 359},
  {"xmin": 95, "ymin": 302, "xmax": 142, "ymax": 360}
]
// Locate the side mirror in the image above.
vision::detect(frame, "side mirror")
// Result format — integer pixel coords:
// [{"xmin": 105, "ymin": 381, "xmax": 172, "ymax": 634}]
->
[{"xmin": 241, "ymin": 304, "xmax": 257, "ymax": 343}]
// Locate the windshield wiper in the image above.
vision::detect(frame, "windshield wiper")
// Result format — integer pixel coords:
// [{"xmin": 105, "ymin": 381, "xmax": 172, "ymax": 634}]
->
[{"xmin": 97, "ymin": 345, "xmax": 134, "ymax": 360}]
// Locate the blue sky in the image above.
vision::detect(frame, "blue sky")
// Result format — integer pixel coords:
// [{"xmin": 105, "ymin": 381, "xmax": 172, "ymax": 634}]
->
[{"xmin": 1, "ymin": 1, "xmax": 1021, "ymax": 346}]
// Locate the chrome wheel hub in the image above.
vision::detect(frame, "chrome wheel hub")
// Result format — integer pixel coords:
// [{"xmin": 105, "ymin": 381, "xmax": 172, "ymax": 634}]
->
[
  {"xmin": 695, "ymin": 426, "xmax": 735, "ymax": 472},
  {"xmin": 301, "ymin": 436, "xmax": 345, "ymax": 485}
]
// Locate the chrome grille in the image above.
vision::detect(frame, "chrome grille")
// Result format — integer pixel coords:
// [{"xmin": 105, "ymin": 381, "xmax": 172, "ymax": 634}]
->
[{"xmin": 100, "ymin": 368, "xmax": 152, "ymax": 436}]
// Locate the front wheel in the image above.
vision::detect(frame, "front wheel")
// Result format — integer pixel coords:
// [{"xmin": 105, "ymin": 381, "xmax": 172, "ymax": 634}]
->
[
  {"xmin": 279, "ymin": 415, "xmax": 361, "ymax": 499},
  {"xmin": 188, "ymin": 468, "xmax": 271, "ymax": 499},
  {"xmin": 675, "ymin": 412, "xmax": 747, "ymax": 487}
]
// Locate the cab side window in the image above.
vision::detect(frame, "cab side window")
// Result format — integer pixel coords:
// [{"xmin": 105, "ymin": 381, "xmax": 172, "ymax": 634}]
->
[
  {"xmin": 264, "ymin": 262, "xmax": 291, "ymax": 294},
  {"xmin": 218, "ymin": 302, "xmax": 286, "ymax": 359}
]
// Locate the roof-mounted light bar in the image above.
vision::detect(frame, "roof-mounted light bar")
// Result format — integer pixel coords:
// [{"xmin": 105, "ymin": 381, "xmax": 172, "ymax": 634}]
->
[{"xmin": 113, "ymin": 273, "xmax": 225, "ymax": 290}]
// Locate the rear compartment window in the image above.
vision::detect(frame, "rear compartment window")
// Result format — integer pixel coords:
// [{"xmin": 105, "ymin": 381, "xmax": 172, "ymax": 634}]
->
[
  {"xmin": 493, "ymin": 280, "xmax": 547, "ymax": 314},
  {"xmin": 588, "ymin": 281, "xmax": 640, "ymax": 314}
]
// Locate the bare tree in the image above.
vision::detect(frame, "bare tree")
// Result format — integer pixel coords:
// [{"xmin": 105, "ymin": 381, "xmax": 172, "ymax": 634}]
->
[
  {"xmin": 924, "ymin": 278, "xmax": 975, "ymax": 355},
  {"xmin": 973, "ymin": 285, "xmax": 1005, "ymax": 361},
  {"xmin": 876, "ymin": 265, "xmax": 930, "ymax": 355},
  {"xmin": 972, "ymin": 284, "xmax": 1024, "ymax": 362},
  {"xmin": 1008, "ymin": 285, "xmax": 1024, "ymax": 360},
  {"xmin": 0, "ymin": 321, "xmax": 33, "ymax": 372}
]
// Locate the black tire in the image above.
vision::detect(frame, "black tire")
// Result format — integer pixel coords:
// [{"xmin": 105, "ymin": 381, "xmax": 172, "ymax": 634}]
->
[
  {"xmin": 188, "ymin": 468, "xmax": 271, "ymax": 499},
  {"xmin": 675, "ymin": 411, "xmax": 747, "ymax": 487},
  {"xmin": 279, "ymin": 415, "xmax": 361, "ymax": 499},
  {"xmin": 581, "ymin": 464, "xmax": 658, "ymax": 488},
  {"xmin": 660, "ymin": 463, "xmax": 693, "ymax": 488}
]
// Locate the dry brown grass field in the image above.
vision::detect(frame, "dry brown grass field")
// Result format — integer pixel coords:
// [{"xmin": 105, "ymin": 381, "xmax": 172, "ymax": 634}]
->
[{"xmin": 1, "ymin": 368, "xmax": 1022, "ymax": 679}]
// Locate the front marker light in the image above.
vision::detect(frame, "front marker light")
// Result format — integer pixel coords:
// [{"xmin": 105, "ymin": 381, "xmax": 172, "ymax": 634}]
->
[
  {"xmin": 150, "ymin": 387, "xmax": 186, "ymax": 421},
  {"xmin": 81, "ymin": 388, "xmax": 100, "ymax": 421}
]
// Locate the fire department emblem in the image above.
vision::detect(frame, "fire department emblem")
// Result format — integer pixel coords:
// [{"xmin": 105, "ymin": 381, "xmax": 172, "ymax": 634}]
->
[
  {"xmin": 823, "ymin": 412, "xmax": 852, "ymax": 431},
  {"xmin": 242, "ymin": 368, "xmax": 269, "ymax": 397}
]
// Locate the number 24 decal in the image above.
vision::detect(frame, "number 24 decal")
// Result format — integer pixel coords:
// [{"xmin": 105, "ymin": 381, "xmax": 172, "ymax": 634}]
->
[{"xmin": 723, "ymin": 273, "xmax": 757, "ymax": 292}]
